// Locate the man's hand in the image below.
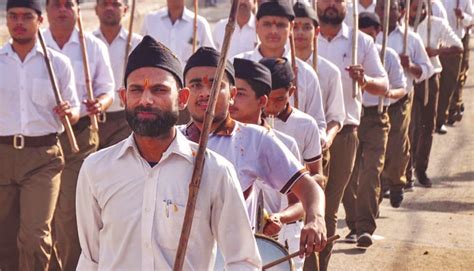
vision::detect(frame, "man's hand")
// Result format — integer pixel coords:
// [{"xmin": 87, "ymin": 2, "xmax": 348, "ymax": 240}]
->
[
  {"xmin": 299, "ymin": 216, "xmax": 327, "ymax": 258},
  {"xmin": 263, "ymin": 214, "xmax": 283, "ymax": 237},
  {"xmin": 54, "ymin": 101, "xmax": 73, "ymax": 119},
  {"xmin": 83, "ymin": 99, "xmax": 103, "ymax": 116},
  {"xmin": 346, "ymin": 65, "xmax": 366, "ymax": 86},
  {"xmin": 454, "ymin": 8, "xmax": 464, "ymax": 19},
  {"xmin": 425, "ymin": 47, "xmax": 439, "ymax": 57},
  {"xmin": 399, "ymin": 54, "xmax": 411, "ymax": 69}
]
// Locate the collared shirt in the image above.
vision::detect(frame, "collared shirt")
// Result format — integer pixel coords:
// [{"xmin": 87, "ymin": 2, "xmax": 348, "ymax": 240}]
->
[
  {"xmin": 269, "ymin": 107, "xmax": 322, "ymax": 163},
  {"xmin": 93, "ymin": 27, "xmax": 143, "ymax": 112},
  {"xmin": 43, "ymin": 28, "xmax": 115, "ymax": 117},
  {"xmin": 414, "ymin": 17, "xmax": 463, "ymax": 73},
  {"xmin": 306, "ymin": 54, "xmax": 345, "ymax": 129},
  {"xmin": 236, "ymin": 46, "xmax": 327, "ymax": 140},
  {"xmin": 441, "ymin": 0, "xmax": 473, "ymax": 39},
  {"xmin": 0, "ymin": 41, "xmax": 79, "ymax": 136},
  {"xmin": 76, "ymin": 130, "xmax": 261, "ymax": 270},
  {"xmin": 363, "ymin": 45, "xmax": 407, "ymax": 107},
  {"xmin": 141, "ymin": 7, "xmax": 215, "ymax": 65},
  {"xmin": 376, "ymin": 25, "xmax": 433, "ymax": 103},
  {"xmin": 213, "ymin": 14, "xmax": 258, "ymax": 58},
  {"xmin": 432, "ymin": 0, "xmax": 449, "ymax": 21},
  {"xmin": 318, "ymin": 23, "xmax": 388, "ymax": 126},
  {"xmin": 344, "ymin": 1, "xmax": 377, "ymax": 27}
]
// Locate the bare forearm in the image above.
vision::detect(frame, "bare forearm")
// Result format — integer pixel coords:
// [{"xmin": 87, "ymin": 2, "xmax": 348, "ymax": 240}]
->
[
  {"xmin": 290, "ymin": 175, "xmax": 325, "ymax": 223},
  {"xmin": 363, "ymin": 76, "xmax": 388, "ymax": 96},
  {"xmin": 386, "ymin": 87, "xmax": 406, "ymax": 100}
]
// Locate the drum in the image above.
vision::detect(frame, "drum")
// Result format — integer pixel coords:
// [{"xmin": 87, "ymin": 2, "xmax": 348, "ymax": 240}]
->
[{"xmin": 214, "ymin": 234, "xmax": 294, "ymax": 270}]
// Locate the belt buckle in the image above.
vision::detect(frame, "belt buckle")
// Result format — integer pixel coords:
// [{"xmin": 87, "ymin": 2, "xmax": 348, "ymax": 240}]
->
[
  {"xmin": 98, "ymin": 112, "xmax": 107, "ymax": 123},
  {"xmin": 13, "ymin": 134, "xmax": 25, "ymax": 150}
]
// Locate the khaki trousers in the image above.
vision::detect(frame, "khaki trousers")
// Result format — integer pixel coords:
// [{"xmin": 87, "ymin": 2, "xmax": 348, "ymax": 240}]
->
[
  {"xmin": 343, "ymin": 108, "xmax": 390, "ymax": 235},
  {"xmin": 450, "ymin": 33, "xmax": 471, "ymax": 114},
  {"xmin": 98, "ymin": 111, "xmax": 131, "ymax": 149},
  {"xmin": 437, "ymin": 53, "xmax": 462, "ymax": 126},
  {"xmin": 0, "ymin": 142, "xmax": 64, "ymax": 271},
  {"xmin": 408, "ymin": 75, "xmax": 440, "ymax": 176},
  {"xmin": 52, "ymin": 121, "xmax": 98, "ymax": 271},
  {"xmin": 319, "ymin": 129, "xmax": 358, "ymax": 271},
  {"xmin": 381, "ymin": 95, "xmax": 412, "ymax": 191}
]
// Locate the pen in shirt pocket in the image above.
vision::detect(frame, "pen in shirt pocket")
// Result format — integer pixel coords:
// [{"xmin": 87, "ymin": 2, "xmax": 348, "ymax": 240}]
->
[{"xmin": 163, "ymin": 199, "xmax": 181, "ymax": 218}]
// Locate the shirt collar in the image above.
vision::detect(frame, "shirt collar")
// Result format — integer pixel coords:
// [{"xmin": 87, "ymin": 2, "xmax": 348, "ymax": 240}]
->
[
  {"xmin": 44, "ymin": 28, "xmax": 80, "ymax": 50},
  {"xmin": 161, "ymin": 7, "xmax": 193, "ymax": 23},
  {"xmin": 117, "ymin": 128, "xmax": 195, "ymax": 164},
  {"xmin": 93, "ymin": 26, "xmax": 128, "ymax": 43},
  {"xmin": 276, "ymin": 103, "xmax": 293, "ymax": 122},
  {"xmin": 0, "ymin": 40, "xmax": 44, "ymax": 58},
  {"xmin": 184, "ymin": 115, "xmax": 237, "ymax": 143}
]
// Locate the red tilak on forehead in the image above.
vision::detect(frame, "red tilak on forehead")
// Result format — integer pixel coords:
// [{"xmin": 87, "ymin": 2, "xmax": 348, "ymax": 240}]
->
[
  {"xmin": 144, "ymin": 78, "xmax": 150, "ymax": 89},
  {"xmin": 295, "ymin": 22, "xmax": 303, "ymax": 28},
  {"xmin": 202, "ymin": 75, "xmax": 211, "ymax": 87},
  {"xmin": 271, "ymin": 19, "xmax": 278, "ymax": 25}
]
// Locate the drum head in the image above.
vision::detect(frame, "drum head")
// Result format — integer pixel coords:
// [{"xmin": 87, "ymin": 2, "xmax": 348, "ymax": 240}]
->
[{"xmin": 213, "ymin": 234, "xmax": 294, "ymax": 270}]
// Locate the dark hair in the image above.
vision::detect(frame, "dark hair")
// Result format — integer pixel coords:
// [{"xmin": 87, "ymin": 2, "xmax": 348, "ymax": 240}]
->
[
  {"xmin": 245, "ymin": 78, "xmax": 270, "ymax": 98},
  {"xmin": 46, "ymin": 0, "xmax": 80, "ymax": 6}
]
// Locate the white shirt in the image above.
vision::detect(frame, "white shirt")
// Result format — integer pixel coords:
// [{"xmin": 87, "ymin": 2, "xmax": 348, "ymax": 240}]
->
[
  {"xmin": 344, "ymin": 1, "xmax": 377, "ymax": 27},
  {"xmin": 363, "ymin": 45, "xmax": 407, "ymax": 107},
  {"xmin": 414, "ymin": 17, "xmax": 463, "ymax": 73},
  {"xmin": 93, "ymin": 27, "xmax": 143, "ymax": 112},
  {"xmin": 270, "ymin": 108, "xmax": 322, "ymax": 163},
  {"xmin": 43, "ymin": 28, "xmax": 115, "ymax": 117},
  {"xmin": 236, "ymin": 47, "xmax": 327, "ymax": 141},
  {"xmin": 306, "ymin": 54, "xmax": 346, "ymax": 129},
  {"xmin": 0, "ymin": 41, "xmax": 79, "ymax": 136},
  {"xmin": 441, "ymin": 0, "xmax": 473, "ymax": 38},
  {"xmin": 76, "ymin": 131, "xmax": 261, "ymax": 271},
  {"xmin": 213, "ymin": 14, "xmax": 258, "ymax": 58},
  {"xmin": 376, "ymin": 26, "xmax": 433, "ymax": 103},
  {"xmin": 432, "ymin": 0, "xmax": 449, "ymax": 21},
  {"xmin": 318, "ymin": 23, "xmax": 388, "ymax": 126},
  {"xmin": 141, "ymin": 7, "xmax": 215, "ymax": 65}
]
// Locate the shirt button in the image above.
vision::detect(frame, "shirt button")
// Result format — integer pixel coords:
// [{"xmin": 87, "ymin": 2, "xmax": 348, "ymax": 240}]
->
[
  {"xmin": 144, "ymin": 207, "xmax": 150, "ymax": 212},
  {"xmin": 144, "ymin": 242, "xmax": 150, "ymax": 248}
]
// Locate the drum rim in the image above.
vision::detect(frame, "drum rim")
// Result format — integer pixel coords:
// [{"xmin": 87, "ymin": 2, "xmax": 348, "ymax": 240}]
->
[{"xmin": 255, "ymin": 233, "xmax": 295, "ymax": 271}]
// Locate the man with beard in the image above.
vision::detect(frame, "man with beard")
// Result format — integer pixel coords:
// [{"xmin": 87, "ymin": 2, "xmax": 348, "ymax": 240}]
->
[
  {"xmin": 93, "ymin": 0, "xmax": 143, "ymax": 149},
  {"xmin": 0, "ymin": 1, "xmax": 79, "ymax": 270},
  {"xmin": 43, "ymin": 0, "xmax": 115, "ymax": 269},
  {"xmin": 181, "ymin": 46, "xmax": 328, "ymax": 258},
  {"xmin": 76, "ymin": 36, "xmax": 261, "ymax": 270},
  {"xmin": 141, "ymin": 0, "xmax": 215, "ymax": 65},
  {"xmin": 316, "ymin": 0, "xmax": 388, "ymax": 269},
  {"xmin": 292, "ymin": 2, "xmax": 346, "ymax": 177},
  {"xmin": 213, "ymin": 0, "xmax": 259, "ymax": 57},
  {"xmin": 344, "ymin": 0, "xmax": 377, "ymax": 27},
  {"xmin": 236, "ymin": 0, "xmax": 327, "ymax": 142}
]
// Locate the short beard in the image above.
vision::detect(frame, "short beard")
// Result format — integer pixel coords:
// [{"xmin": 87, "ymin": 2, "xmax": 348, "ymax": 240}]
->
[
  {"xmin": 12, "ymin": 36, "xmax": 34, "ymax": 45},
  {"xmin": 318, "ymin": 7, "xmax": 346, "ymax": 25},
  {"xmin": 125, "ymin": 105, "xmax": 178, "ymax": 138}
]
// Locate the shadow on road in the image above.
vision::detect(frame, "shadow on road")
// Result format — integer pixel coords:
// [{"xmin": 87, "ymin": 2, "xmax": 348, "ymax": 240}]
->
[{"xmin": 332, "ymin": 248, "xmax": 367, "ymax": 255}]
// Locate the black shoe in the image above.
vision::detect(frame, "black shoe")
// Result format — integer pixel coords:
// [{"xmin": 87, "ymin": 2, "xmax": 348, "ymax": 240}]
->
[
  {"xmin": 390, "ymin": 190, "xmax": 404, "ymax": 208},
  {"xmin": 382, "ymin": 189, "xmax": 390, "ymax": 199},
  {"xmin": 404, "ymin": 180, "xmax": 415, "ymax": 192},
  {"xmin": 356, "ymin": 233, "xmax": 373, "ymax": 249},
  {"xmin": 344, "ymin": 230, "xmax": 357, "ymax": 244},
  {"xmin": 416, "ymin": 171, "xmax": 432, "ymax": 188},
  {"xmin": 436, "ymin": 124, "xmax": 448, "ymax": 134}
]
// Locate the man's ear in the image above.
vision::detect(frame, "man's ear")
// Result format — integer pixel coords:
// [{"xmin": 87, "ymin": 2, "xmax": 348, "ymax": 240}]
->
[
  {"xmin": 229, "ymin": 86, "xmax": 237, "ymax": 105},
  {"xmin": 258, "ymin": 95, "xmax": 268, "ymax": 108},
  {"xmin": 119, "ymin": 87, "xmax": 127, "ymax": 106},
  {"xmin": 178, "ymin": 87, "xmax": 190, "ymax": 110},
  {"xmin": 288, "ymin": 86, "xmax": 296, "ymax": 97}
]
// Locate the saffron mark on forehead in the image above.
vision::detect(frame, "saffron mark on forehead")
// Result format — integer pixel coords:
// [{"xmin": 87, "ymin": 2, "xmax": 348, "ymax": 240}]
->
[
  {"xmin": 203, "ymin": 75, "xmax": 211, "ymax": 88},
  {"xmin": 144, "ymin": 78, "xmax": 150, "ymax": 89},
  {"xmin": 272, "ymin": 20, "xmax": 278, "ymax": 26},
  {"xmin": 295, "ymin": 22, "xmax": 303, "ymax": 28}
]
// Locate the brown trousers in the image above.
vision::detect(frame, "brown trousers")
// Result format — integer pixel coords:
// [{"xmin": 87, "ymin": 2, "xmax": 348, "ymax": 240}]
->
[
  {"xmin": 52, "ymin": 121, "xmax": 98, "ymax": 271},
  {"xmin": 381, "ymin": 95, "xmax": 412, "ymax": 192},
  {"xmin": 408, "ymin": 75, "xmax": 440, "ymax": 176},
  {"xmin": 437, "ymin": 53, "xmax": 462, "ymax": 126},
  {"xmin": 98, "ymin": 111, "xmax": 131, "ymax": 149},
  {"xmin": 450, "ymin": 33, "xmax": 471, "ymax": 114},
  {"xmin": 343, "ymin": 108, "xmax": 390, "ymax": 235},
  {"xmin": 0, "ymin": 142, "xmax": 64, "ymax": 271},
  {"xmin": 319, "ymin": 129, "xmax": 359, "ymax": 271}
]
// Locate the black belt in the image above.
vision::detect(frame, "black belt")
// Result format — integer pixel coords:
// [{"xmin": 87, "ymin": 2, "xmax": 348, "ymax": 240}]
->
[
  {"xmin": 339, "ymin": 124, "xmax": 358, "ymax": 134},
  {"xmin": 389, "ymin": 94, "xmax": 409, "ymax": 108},
  {"xmin": 363, "ymin": 105, "xmax": 388, "ymax": 115},
  {"xmin": 288, "ymin": 219, "xmax": 304, "ymax": 225},
  {"xmin": 73, "ymin": 116, "xmax": 91, "ymax": 131},
  {"xmin": 0, "ymin": 133, "xmax": 58, "ymax": 149}
]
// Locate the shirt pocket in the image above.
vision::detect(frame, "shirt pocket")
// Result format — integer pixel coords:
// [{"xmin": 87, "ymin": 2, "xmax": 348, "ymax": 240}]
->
[
  {"xmin": 31, "ymin": 78, "xmax": 57, "ymax": 110},
  {"xmin": 73, "ymin": 61, "xmax": 86, "ymax": 98}
]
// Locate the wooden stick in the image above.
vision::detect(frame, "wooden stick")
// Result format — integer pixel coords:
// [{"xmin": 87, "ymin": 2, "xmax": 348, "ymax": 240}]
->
[
  {"xmin": 123, "ymin": 0, "xmax": 136, "ymax": 76},
  {"xmin": 193, "ymin": 0, "xmax": 198, "ymax": 53},
  {"xmin": 413, "ymin": 0, "xmax": 423, "ymax": 32},
  {"xmin": 403, "ymin": 0, "xmax": 411, "ymax": 55},
  {"xmin": 262, "ymin": 235, "xmax": 340, "ymax": 270},
  {"xmin": 424, "ymin": 0, "xmax": 431, "ymax": 107},
  {"xmin": 289, "ymin": 31, "xmax": 299, "ymax": 109},
  {"xmin": 352, "ymin": 0, "xmax": 359, "ymax": 98},
  {"xmin": 378, "ymin": 0, "xmax": 391, "ymax": 114},
  {"xmin": 37, "ymin": 30, "xmax": 80, "ymax": 153},
  {"xmin": 312, "ymin": 0, "xmax": 318, "ymax": 73},
  {"xmin": 456, "ymin": 0, "xmax": 461, "ymax": 30},
  {"xmin": 77, "ymin": 4, "xmax": 99, "ymax": 132},
  {"xmin": 172, "ymin": 1, "xmax": 240, "ymax": 270}
]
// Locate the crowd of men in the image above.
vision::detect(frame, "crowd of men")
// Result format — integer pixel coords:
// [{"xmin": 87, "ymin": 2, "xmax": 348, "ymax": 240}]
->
[{"xmin": 0, "ymin": 0, "xmax": 471, "ymax": 270}]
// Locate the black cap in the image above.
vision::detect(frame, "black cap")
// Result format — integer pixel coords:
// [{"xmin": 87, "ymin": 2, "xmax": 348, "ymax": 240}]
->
[
  {"xmin": 233, "ymin": 58, "xmax": 272, "ymax": 96},
  {"xmin": 184, "ymin": 47, "xmax": 235, "ymax": 85},
  {"xmin": 257, "ymin": 0, "xmax": 295, "ymax": 21},
  {"xmin": 293, "ymin": 2, "xmax": 318, "ymax": 26},
  {"xmin": 359, "ymin": 12, "xmax": 381, "ymax": 29},
  {"xmin": 124, "ymin": 35, "xmax": 183, "ymax": 88},
  {"xmin": 7, "ymin": 0, "xmax": 42, "ymax": 15},
  {"xmin": 259, "ymin": 57, "xmax": 295, "ymax": 90}
]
